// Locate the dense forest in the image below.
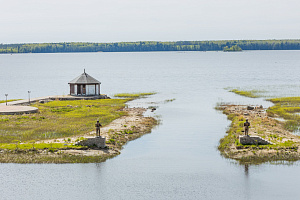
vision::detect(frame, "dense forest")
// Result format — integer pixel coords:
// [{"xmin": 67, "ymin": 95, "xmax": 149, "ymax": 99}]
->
[{"xmin": 0, "ymin": 40, "xmax": 300, "ymax": 54}]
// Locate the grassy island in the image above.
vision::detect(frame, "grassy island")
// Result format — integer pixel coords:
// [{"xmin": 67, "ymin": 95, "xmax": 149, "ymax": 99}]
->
[
  {"xmin": 0, "ymin": 93, "xmax": 158, "ymax": 163},
  {"xmin": 217, "ymin": 92, "xmax": 300, "ymax": 164}
]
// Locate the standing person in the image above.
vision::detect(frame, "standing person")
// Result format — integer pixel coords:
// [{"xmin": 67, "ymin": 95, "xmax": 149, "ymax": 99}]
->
[
  {"xmin": 244, "ymin": 119, "xmax": 250, "ymax": 136},
  {"xmin": 95, "ymin": 120, "xmax": 102, "ymax": 137}
]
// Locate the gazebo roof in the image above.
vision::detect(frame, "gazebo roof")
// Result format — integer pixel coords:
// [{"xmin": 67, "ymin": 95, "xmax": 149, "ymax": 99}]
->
[{"xmin": 68, "ymin": 70, "xmax": 101, "ymax": 84}]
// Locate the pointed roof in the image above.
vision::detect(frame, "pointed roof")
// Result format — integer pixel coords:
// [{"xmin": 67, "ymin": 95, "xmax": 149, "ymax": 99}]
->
[{"xmin": 68, "ymin": 69, "xmax": 101, "ymax": 84}]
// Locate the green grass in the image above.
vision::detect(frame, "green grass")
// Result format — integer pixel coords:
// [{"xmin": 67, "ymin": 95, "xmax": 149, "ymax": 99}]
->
[
  {"xmin": 267, "ymin": 97, "xmax": 300, "ymax": 131},
  {"xmin": 0, "ymin": 142, "xmax": 82, "ymax": 150},
  {"xmin": 0, "ymin": 99, "xmax": 130, "ymax": 143},
  {"xmin": 0, "ymin": 99, "xmax": 22, "ymax": 103},
  {"xmin": 229, "ymin": 89, "xmax": 262, "ymax": 98},
  {"xmin": 218, "ymin": 113, "xmax": 242, "ymax": 151},
  {"xmin": 114, "ymin": 92, "xmax": 156, "ymax": 98},
  {"xmin": 269, "ymin": 97, "xmax": 300, "ymax": 103}
]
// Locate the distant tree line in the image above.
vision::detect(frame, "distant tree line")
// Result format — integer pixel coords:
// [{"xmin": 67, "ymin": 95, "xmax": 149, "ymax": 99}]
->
[{"xmin": 0, "ymin": 40, "xmax": 300, "ymax": 54}]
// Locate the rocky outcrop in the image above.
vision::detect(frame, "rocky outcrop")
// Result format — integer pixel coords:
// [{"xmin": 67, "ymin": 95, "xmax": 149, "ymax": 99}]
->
[
  {"xmin": 76, "ymin": 137, "xmax": 106, "ymax": 148},
  {"xmin": 239, "ymin": 135, "xmax": 272, "ymax": 145}
]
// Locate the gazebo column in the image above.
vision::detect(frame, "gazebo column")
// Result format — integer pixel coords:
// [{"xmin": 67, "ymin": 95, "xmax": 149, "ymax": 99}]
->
[{"xmin": 98, "ymin": 83, "xmax": 100, "ymax": 95}]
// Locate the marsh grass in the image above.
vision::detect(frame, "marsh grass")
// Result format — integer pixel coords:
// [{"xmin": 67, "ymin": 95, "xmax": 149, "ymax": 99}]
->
[
  {"xmin": 114, "ymin": 92, "xmax": 156, "ymax": 98},
  {"xmin": 0, "ymin": 99, "xmax": 129, "ymax": 143},
  {"xmin": 229, "ymin": 89, "xmax": 266, "ymax": 98},
  {"xmin": 218, "ymin": 112, "xmax": 242, "ymax": 151},
  {"xmin": 268, "ymin": 97, "xmax": 300, "ymax": 131},
  {"xmin": 164, "ymin": 98, "xmax": 176, "ymax": 103}
]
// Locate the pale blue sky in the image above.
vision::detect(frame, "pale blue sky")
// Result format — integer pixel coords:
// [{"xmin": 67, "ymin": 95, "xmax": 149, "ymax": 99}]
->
[{"xmin": 1, "ymin": 0, "xmax": 299, "ymax": 43}]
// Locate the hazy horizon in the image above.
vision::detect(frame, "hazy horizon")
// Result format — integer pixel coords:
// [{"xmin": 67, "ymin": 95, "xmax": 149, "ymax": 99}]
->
[
  {"xmin": 2, "ymin": 38, "xmax": 300, "ymax": 45},
  {"xmin": 1, "ymin": 0, "xmax": 300, "ymax": 44}
]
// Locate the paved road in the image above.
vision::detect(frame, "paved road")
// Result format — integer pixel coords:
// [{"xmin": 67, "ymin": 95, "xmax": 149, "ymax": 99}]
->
[{"xmin": 0, "ymin": 95, "xmax": 106, "ymax": 106}]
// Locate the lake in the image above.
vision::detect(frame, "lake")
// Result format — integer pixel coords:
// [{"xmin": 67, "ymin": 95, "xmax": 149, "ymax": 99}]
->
[{"xmin": 1, "ymin": 51, "xmax": 300, "ymax": 199}]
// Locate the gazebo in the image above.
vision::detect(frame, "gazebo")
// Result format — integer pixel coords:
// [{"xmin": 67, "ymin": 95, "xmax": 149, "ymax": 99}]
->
[{"xmin": 68, "ymin": 70, "xmax": 101, "ymax": 96}]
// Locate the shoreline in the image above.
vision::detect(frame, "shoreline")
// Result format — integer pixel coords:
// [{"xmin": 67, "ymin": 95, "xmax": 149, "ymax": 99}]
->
[{"xmin": 218, "ymin": 104, "xmax": 300, "ymax": 164}]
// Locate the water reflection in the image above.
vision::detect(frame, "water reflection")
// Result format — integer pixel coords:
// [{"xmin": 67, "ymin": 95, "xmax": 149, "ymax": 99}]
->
[{"xmin": 244, "ymin": 164, "xmax": 249, "ymax": 177}]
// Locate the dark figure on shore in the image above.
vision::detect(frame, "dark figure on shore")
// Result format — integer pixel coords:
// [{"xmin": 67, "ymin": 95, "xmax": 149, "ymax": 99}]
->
[
  {"xmin": 95, "ymin": 120, "xmax": 102, "ymax": 137},
  {"xmin": 244, "ymin": 119, "xmax": 250, "ymax": 136}
]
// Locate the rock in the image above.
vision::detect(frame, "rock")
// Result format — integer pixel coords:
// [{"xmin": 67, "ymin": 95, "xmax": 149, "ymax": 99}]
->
[
  {"xmin": 76, "ymin": 137, "xmax": 106, "ymax": 148},
  {"xmin": 239, "ymin": 135, "xmax": 272, "ymax": 145},
  {"xmin": 247, "ymin": 106, "xmax": 254, "ymax": 110}
]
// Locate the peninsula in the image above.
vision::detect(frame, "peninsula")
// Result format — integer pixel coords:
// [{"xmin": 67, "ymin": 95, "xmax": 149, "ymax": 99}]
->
[
  {"xmin": 0, "ymin": 93, "xmax": 158, "ymax": 163},
  {"xmin": 218, "ymin": 91, "xmax": 300, "ymax": 164}
]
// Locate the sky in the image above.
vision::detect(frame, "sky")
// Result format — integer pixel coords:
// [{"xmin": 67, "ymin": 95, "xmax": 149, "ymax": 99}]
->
[{"xmin": 1, "ymin": 0, "xmax": 300, "ymax": 43}]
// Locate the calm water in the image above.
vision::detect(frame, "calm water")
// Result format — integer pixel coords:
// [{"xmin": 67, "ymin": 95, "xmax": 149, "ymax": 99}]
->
[{"xmin": 1, "ymin": 51, "xmax": 300, "ymax": 199}]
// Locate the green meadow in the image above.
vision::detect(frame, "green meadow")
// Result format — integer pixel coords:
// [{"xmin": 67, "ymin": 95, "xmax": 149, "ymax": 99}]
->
[{"xmin": 0, "ymin": 94, "xmax": 155, "ymax": 144}]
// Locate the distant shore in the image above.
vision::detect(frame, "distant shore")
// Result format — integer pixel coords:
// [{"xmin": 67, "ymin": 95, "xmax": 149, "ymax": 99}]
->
[{"xmin": 1, "ymin": 39, "xmax": 300, "ymax": 54}]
